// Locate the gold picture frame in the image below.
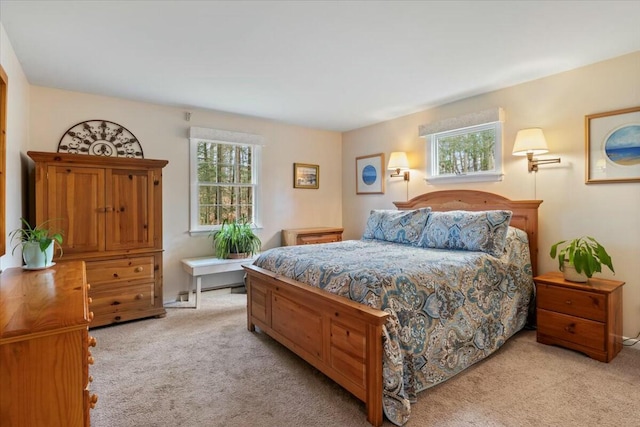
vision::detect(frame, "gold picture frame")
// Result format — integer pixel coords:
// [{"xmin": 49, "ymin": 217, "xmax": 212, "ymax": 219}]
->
[
  {"xmin": 356, "ymin": 153, "xmax": 385, "ymax": 194},
  {"xmin": 586, "ymin": 106, "xmax": 640, "ymax": 184},
  {"xmin": 293, "ymin": 163, "xmax": 319, "ymax": 189}
]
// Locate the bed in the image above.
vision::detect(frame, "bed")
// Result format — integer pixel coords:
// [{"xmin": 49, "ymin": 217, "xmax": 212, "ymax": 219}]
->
[{"xmin": 243, "ymin": 190, "xmax": 542, "ymax": 426}]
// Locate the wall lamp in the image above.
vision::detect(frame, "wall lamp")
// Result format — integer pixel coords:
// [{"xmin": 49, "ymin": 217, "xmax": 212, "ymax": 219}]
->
[
  {"xmin": 512, "ymin": 128, "xmax": 561, "ymax": 172},
  {"xmin": 388, "ymin": 151, "xmax": 410, "ymax": 181}
]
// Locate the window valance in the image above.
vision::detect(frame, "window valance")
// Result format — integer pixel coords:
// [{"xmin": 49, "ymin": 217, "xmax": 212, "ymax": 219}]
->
[
  {"xmin": 418, "ymin": 107, "xmax": 505, "ymax": 137},
  {"xmin": 189, "ymin": 126, "xmax": 264, "ymax": 145}
]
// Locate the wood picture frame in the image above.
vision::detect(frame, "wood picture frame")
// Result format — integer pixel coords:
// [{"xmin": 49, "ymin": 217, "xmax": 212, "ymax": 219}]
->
[
  {"xmin": 293, "ymin": 163, "xmax": 319, "ymax": 189},
  {"xmin": 356, "ymin": 153, "xmax": 385, "ymax": 194},
  {"xmin": 586, "ymin": 106, "xmax": 640, "ymax": 184}
]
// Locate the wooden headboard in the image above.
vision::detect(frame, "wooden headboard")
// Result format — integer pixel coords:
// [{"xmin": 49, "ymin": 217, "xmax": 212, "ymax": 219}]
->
[{"xmin": 394, "ymin": 190, "xmax": 543, "ymax": 276}]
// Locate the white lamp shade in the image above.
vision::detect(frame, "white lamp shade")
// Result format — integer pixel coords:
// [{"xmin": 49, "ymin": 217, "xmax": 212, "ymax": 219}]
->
[
  {"xmin": 512, "ymin": 128, "xmax": 549, "ymax": 156},
  {"xmin": 388, "ymin": 152, "xmax": 409, "ymax": 170}
]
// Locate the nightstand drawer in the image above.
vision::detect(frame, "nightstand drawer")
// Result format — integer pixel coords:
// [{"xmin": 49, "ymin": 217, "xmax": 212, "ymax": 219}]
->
[
  {"xmin": 282, "ymin": 227, "xmax": 344, "ymax": 246},
  {"xmin": 298, "ymin": 233, "xmax": 342, "ymax": 245},
  {"xmin": 537, "ymin": 309, "xmax": 605, "ymax": 351},
  {"xmin": 537, "ymin": 284, "xmax": 606, "ymax": 322}
]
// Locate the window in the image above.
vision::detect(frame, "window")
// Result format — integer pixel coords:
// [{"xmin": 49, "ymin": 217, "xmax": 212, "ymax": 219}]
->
[
  {"xmin": 420, "ymin": 108, "xmax": 504, "ymax": 184},
  {"xmin": 189, "ymin": 127, "xmax": 262, "ymax": 233}
]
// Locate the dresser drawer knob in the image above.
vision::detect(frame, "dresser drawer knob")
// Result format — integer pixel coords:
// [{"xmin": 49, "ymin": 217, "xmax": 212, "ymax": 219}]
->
[
  {"xmin": 564, "ymin": 323, "xmax": 576, "ymax": 334},
  {"xmin": 87, "ymin": 297, "xmax": 93, "ymax": 305},
  {"xmin": 89, "ymin": 393, "xmax": 99, "ymax": 409},
  {"xmin": 134, "ymin": 266, "xmax": 144, "ymax": 273},
  {"xmin": 89, "ymin": 375, "xmax": 94, "ymax": 383},
  {"xmin": 88, "ymin": 336, "xmax": 97, "ymax": 347},
  {"xmin": 88, "ymin": 311, "xmax": 94, "ymax": 321},
  {"xmin": 136, "ymin": 293, "xmax": 144, "ymax": 300},
  {"xmin": 88, "ymin": 355, "xmax": 95, "ymax": 365}
]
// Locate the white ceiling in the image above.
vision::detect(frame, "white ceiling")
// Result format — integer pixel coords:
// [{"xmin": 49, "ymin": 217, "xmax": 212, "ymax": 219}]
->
[{"xmin": 1, "ymin": 1, "xmax": 639, "ymax": 132}]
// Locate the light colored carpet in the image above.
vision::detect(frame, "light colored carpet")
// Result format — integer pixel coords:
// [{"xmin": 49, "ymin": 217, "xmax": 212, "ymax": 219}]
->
[{"xmin": 90, "ymin": 290, "xmax": 640, "ymax": 427}]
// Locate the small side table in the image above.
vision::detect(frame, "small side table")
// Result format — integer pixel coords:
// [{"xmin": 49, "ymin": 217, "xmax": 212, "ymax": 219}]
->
[
  {"xmin": 281, "ymin": 227, "xmax": 344, "ymax": 246},
  {"xmin": 181, "ymin": 255, "xmax": 258, "ymax": 309},
  {"xmin": 534, "ymin": 271, "xmax": 625, "ymax": 362}
]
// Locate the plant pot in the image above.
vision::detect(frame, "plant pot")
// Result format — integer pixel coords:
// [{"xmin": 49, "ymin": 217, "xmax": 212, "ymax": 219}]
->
[
  {"xmin": 562, "ymin": 261, "xmax": 588, "ymax": 283},
  {"xmin": 22, "ymin": 241, "xmax": 55, "ymax": 269},
  {"xmin": 227, "ymin": 252, "xmax": 250, "ymax": 259}
]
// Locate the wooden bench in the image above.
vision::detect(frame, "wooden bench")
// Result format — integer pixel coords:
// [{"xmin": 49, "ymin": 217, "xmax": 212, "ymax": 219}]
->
[{"xmin": 181, "ymin": 255, "xmax": 258, "ymax": 308}]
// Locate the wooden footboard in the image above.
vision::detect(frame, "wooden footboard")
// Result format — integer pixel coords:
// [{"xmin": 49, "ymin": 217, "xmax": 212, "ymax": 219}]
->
[{"xmin": 243, "ymin": 264, "xmax": 389, "ymax": 427}]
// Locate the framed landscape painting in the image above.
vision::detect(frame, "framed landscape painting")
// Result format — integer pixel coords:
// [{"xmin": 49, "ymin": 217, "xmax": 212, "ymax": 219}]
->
[
  {"xmin": 586, "ymin": 106, "xmax": 640, "ymax": 184},
  {"xmin": 356, "ymin": 153, "xmax": 385, "ymax": 194},
  {"xmin": 293, "ymin": 163, "xmax": 319, "ymax": 189}
]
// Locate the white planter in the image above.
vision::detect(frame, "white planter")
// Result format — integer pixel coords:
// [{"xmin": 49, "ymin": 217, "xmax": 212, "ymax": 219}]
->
[
  {"xmin": 562, "ymin": 261, "xmax": 588, "ymax": 283},
  {"xmin": 22, "ymin": 241, "xmax": 55, "ymax": 269}
]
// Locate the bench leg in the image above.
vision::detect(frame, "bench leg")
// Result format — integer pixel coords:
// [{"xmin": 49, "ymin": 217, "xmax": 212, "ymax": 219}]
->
[
  {"xmin": 195, "ymin": 277, "xmax": 202, "ymax": 309},
  {"xmin": 187, "ymin": 276, "xmax": 202, "ymax": 309}
]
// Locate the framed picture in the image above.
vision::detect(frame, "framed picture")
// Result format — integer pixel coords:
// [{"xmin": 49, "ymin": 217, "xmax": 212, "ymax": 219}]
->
[
  {"xmin": 293, "ymin": 163, "xmax": 319, "ymax": 189},
  {"xmin": 355, "ymin": 153, "xmax": 385, "ymax": 194},
  {"xmin": 586, "ymin": 106, "xmax": 640, "ymax": 184}
]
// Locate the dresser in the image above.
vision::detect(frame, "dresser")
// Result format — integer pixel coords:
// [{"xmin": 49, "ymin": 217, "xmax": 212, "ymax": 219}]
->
[
  {"xmin": 281, "ymin": 227, "xmax": 344, "ymax": 246},
  {"xmin": 0, "ymin": 261, "xmax": 97, "ymax": 426},
  {"xmin": 28, "ymin": 151, "xmax": 168, "ymax": 327},
  {"xmin": 534, "ymin": 271, "xmax": 624, "ymax": 362}
]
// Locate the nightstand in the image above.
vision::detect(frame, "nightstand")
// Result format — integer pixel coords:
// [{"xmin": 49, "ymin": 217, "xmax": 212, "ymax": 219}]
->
[
  {"xmin": 281, "ymin": 227, "xmax": 344, "ymax": 246},
  {"xmin": 534, "ymin": 271, "xmax": 624, "ymax": 362}
]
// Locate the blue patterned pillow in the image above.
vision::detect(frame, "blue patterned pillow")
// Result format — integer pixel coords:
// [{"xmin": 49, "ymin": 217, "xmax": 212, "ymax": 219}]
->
[
  {"xmin": 418, "ymin": 210, "xmax": 513, "ymax": 257},
  {"xmin": 363, "ymin": 208, "xmax": 431, "ymax": 245}
]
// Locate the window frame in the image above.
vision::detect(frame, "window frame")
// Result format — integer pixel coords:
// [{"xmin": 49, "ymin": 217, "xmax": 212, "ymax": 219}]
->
[
  {"xmin": 425, "ymin": 121, "xmax": 503, "ymax": 184},
  {"xmin": 189, "ymin": 129, "xmax": 262, "ymax": 234}
]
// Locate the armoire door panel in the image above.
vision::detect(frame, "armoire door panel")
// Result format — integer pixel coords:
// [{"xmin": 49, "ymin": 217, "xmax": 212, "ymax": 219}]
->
[
  {"xmin": 106, "ymin": 169, "xmax": 154, "ymax": 251},
  {"xmin": 46, "ymin": 166, "xmax": 105, "ymax": 254}
]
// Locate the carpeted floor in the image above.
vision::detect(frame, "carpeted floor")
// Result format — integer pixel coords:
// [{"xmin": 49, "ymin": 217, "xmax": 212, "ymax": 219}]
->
[{"xmin": 90, "ymin": 290, "xmax": 640, "ymax": 427}]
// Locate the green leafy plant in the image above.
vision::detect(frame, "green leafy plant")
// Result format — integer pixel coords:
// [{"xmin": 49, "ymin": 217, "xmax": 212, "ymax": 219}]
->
[
  {"xmin": 9, "ymin": 218, "xmax": 63, "ymax": 254},
  {"xmin": 210, "ymin": 218, "xmax": 261, "ymax": 259},
  {"xmin": 549, "ymin": 236, "xmax": 614, "ymax": 278}
]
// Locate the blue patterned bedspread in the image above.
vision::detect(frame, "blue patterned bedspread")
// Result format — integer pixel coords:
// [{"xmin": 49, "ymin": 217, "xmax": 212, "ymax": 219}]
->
[{"xmin": 254, "ymin": 227, "xmax": 533, "ymax": 425}]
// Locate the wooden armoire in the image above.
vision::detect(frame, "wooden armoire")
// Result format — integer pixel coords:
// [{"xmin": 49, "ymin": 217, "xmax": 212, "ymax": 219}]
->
[{"xmin": 28, "ymin": 151, "xmax": 168, "ymax": 328}]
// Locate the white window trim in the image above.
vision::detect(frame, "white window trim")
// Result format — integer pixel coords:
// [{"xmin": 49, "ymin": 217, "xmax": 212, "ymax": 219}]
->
[
  {"xmin": 189, "ymin": 127, "xmax": 263, "ymax": 234},
  {"xmin": 424, "ymin": 120, "xmax": 504, "ymax": 184}
]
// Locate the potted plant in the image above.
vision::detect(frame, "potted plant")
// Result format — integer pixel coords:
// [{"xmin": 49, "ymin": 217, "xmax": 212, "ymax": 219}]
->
[
  {"xmin": 210, "ymin": 217, "xmax": 261, "ymax": 259},
  {"xmin": 549, "ymin": 236, "xmax": 614, "ymax": 282},
  {"xmin": 9, "ymin": 218, "xmax": 63, "ymax": 269}
]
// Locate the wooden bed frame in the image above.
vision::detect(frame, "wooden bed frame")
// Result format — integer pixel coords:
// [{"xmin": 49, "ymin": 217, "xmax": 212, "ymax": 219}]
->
[{"xmin": 243, "ymin": 190, "xmax": 542, "ymax": 426}]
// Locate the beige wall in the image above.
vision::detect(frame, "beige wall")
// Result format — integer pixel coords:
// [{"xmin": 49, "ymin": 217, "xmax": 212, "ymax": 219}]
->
[
  {"xmin": 342, "ymin": 52, "xmax": 640, "ymax": 337},
  {"xmin": 0, "ymin": 23, "xmax": 30, "ymax": 271},
  {"xmin": 27, "ymin": 88, "xmax": 342, "ymax": 300}
]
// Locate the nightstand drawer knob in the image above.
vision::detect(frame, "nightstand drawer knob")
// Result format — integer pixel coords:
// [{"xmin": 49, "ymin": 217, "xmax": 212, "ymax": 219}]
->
[{"xmin": 564, "ymin": 324, "xmax": 576, "ymax": 334}]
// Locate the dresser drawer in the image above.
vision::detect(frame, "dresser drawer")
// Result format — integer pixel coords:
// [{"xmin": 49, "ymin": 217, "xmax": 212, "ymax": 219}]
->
[
  {"xmin": 298, "ymin": 233, "xmax": 342, "ymax": 245},
  {"xmin": 537, "ymin": 309, "xmax": 605, "ymax": 351},
  {"xmin": 90, "ymin": 282, "xmax": 156, "ymax": 317},
  {"xmin": 537, "ymin": 284, "xmax": 606, "ymax": 322},
  {"xmin": 86, "ymin": 256, "xmax": 155, "ymax": 285}
]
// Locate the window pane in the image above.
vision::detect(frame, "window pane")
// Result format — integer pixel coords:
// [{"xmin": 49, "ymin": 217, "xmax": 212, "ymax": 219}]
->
[
  {"xmin": 238, "ymin": 186, "xmax": 253, "ymax": 206},
  {"xmin": 198, "ymin": 185, "xmax": 218, "ymax": 206},
  {"xmin": 436, "ymin": 128, "xmax": 495, "ymax": 175},
  {"xmin": 193, "ymin": 137, "xmax": 258, "ymax": 229}
]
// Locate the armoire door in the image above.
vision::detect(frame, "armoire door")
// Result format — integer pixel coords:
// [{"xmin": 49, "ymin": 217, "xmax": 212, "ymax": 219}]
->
[
  {"xmin": 46, "ymin": 166, "xmax": 105, "ymax": 254},
  {"xmin": 105, "ymin": 169, "xmax": 155, "ymax": 251}
]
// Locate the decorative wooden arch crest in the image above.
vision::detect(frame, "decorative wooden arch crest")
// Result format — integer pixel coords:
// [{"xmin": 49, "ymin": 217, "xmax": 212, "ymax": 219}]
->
[{"xmin": 58, "ymin": 120, "xmax": 144, "ymax": 158}]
